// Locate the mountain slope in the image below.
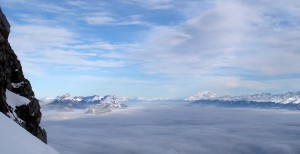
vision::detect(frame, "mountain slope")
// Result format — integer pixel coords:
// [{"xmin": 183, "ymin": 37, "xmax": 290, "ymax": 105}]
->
[
  {"xmin": 0, "ymin": 8, "xmax": 46, "ymax": 143},
  {"xmin": 0, "ymin": 113, "xmax": 58, "ymax": 154}
]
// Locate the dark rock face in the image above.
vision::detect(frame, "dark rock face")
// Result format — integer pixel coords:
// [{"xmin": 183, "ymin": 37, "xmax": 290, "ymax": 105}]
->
[{"xmin": 0, "ymin": 8, "xmax": 47, "ymax": 143}]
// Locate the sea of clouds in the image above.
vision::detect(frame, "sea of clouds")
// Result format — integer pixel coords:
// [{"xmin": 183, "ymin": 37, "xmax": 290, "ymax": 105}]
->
[{"xmin": 42, "ymin": 102, "xmax": 300, "ymax": 154}]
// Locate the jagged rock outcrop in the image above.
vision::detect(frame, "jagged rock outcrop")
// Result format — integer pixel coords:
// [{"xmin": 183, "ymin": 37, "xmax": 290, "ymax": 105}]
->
[{"xmin": 0, "ymin": 8, "xmax": 47, "ymax": 143}]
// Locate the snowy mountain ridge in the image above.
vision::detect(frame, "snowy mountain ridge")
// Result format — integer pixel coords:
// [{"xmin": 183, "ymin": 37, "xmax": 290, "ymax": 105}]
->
[
  {"xmin": 41, "ymin": 94, "xmax": 178, "ymax": 105},
  {"xmin": 185, "ymin": 91, "xmax": 300, "ymax": 104},
  {"xmin": 42, "ymin": 94, "xmax": 128, "ymax": 114},
  {"xmin": 42, "ymin": 93, "xmax": 128, "ymax": 103},
  {"xmin": 41, "ymin": 90, "xmax": 300, "ymax": 105}
]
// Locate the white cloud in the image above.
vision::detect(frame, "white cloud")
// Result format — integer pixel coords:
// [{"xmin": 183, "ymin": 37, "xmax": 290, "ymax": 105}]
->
[
  {"xmin": 125, "ymin": 0, "xmax": 300, "ymax": 79},
  {"xmin": 66, "ymin": 0, "xmax": 87, "ymax": 7},
  {"xmin": 84, "ymin": 12, "xmax": 116, "ymax": 25},
  {"xmin": 124, "ymin": 0, "xmax": 173, "ymax": 9},
  {"xmin": 10, "ymin": 25, "xmax": 75, "ymax": 53},
  {"xmin": 126, "ymin": 0, "xmax": 257, "ymax": 75},
  {"xmin": 209, "ymin": 77, "xmax": 265, "ymax": 89},
  {"xmin": 76, "ymin": 75, "xmax": 157, "ymax": 85},
  {"xmin": 22, "ymin": 62, "xmax": 46, "ymax": 76},
  {"xmin": 23, "ymin": 49, "xmax": 125, "ymax": 68},
  {"xmin": 83, "ymin": 12, "xmax": 148, "ymax": 26},
  {"xmin": 71, "ymin": 41, "xmax": 117, "ymax": 50},
  {"xmin": 1, "ymin": 0, "xmax": 69, "ymax": 13},
  {"xmin": 66, "ymin": 0, "xmax": 107, "ymax": 11},
  {"xmin": 8, "ymin": 23, "xmax": 127, "ymax": 75},
  {"xmin": 42, "ymin": 103, "xmax": 300, "ymax": 154},
  {"xmin": 194, "ymin": 76, "xmax": 300, "ymax": 95},
  {"xmin": 17, "ymin": 14, "xmax": 56, "ymax": 25}
]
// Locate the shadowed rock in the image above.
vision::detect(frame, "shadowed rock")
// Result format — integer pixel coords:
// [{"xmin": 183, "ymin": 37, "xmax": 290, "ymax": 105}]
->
[{"xmin": 0, "ymin": 8, "xmax": 47, "ymax": 143}]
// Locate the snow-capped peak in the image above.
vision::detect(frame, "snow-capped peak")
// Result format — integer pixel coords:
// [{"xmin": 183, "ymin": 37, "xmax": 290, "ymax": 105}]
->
[
  {"xmin": 60, "ymin": 93, "xmax": 72, "ymax": 100},
  {"xmin": 55, "ymin": 93, "xmax": 82, "ymax": 102},
  {"xmin": 184, "ymin": 91, "xmax": 218, "ymax": 101}
]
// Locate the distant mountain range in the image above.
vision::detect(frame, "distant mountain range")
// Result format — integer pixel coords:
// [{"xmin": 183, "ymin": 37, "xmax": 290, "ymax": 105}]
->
[
  {"xmin": 185, "ymin": 91, "xmax": 300, "ymax": 104},
  {"xmin": 185, "ymin": 91, "xmax": 300, "ymax": 110},
  {"xmin": 41, "ymin": 93, "xmax": 127, "ymax": 114},
  {"xmin": 40, "ymin": 94, "xmax": 180, "ymax": 107},
  {"xmin": 40, "ymin": 91, "xmax": 300, "ymax": 112}
]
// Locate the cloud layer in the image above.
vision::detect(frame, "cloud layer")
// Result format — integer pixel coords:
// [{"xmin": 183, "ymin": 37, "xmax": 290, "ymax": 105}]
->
[{"xmin": 43, "ymin": 103, "xmax": 300, "ymax": 154}]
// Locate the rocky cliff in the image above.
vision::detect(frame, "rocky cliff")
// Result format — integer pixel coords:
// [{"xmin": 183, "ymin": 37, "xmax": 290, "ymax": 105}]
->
[{"xmin": 0, "ymin": 8, "xmax": 47, "ymax": 143}]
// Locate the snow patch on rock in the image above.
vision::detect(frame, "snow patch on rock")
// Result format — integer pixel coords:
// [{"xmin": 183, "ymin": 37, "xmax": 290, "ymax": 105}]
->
[
  {"xmin": 11, "ymin": 82, "xmax": 24, "ymax": 88},
  {"xmin": 6, "ymin": 89, "xmax": 30, "ymax": 110}
]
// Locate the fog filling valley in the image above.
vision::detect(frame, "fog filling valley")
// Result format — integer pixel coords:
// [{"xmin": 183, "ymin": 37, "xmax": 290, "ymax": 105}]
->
[{"xmin": 42, "ymin": 102, "xmax": 300, "ymax": 154}]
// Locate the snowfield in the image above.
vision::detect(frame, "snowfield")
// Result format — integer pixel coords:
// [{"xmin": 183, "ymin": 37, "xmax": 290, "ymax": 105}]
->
[
  {"xmin": 0, "ymin": 113, "xmax": 59, "ymax": 154},
  {"xmin": 42, "ymin": 102, "xmax": 300, "ymax": 154}
]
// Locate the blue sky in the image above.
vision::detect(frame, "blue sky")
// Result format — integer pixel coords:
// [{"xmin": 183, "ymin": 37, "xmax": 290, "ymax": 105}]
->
[{"xmin": 1, "ymin": 0, "xmax": 300, "ymax": 98}]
